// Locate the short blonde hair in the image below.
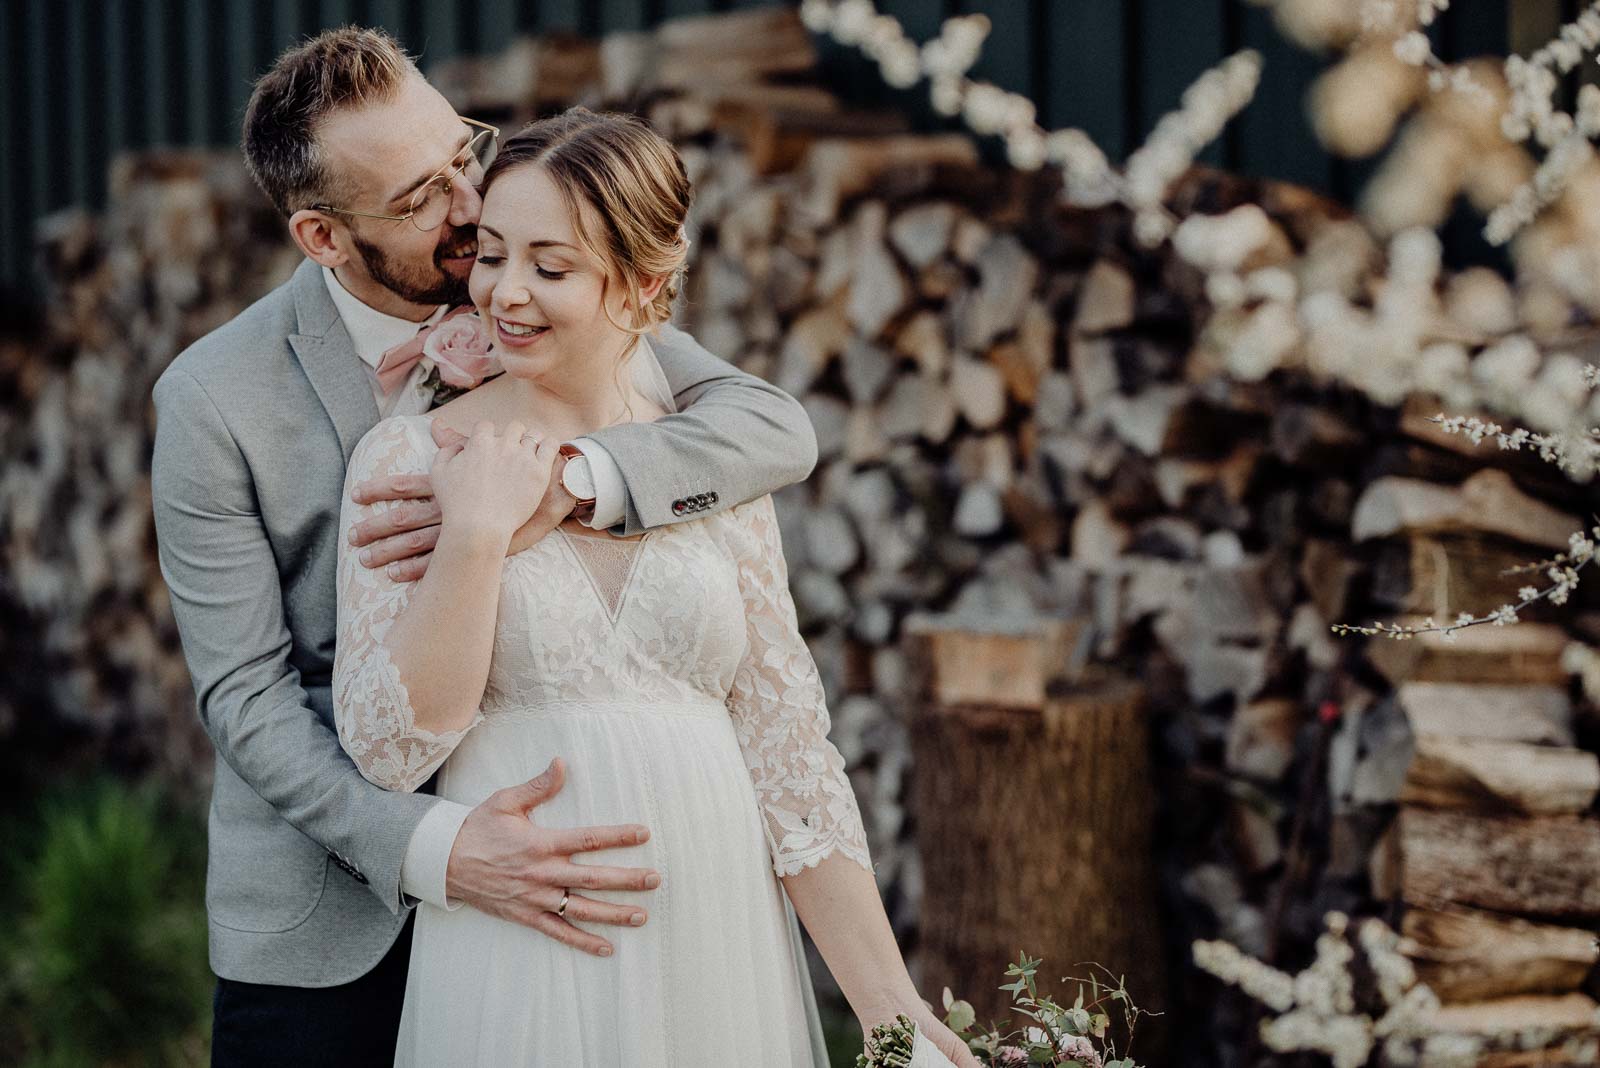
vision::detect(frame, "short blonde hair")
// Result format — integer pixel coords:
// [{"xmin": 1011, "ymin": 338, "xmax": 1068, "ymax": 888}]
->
[
  {"xmin": 242, "ymin": 26, "xmax": 416, "ymax": 216},
  {"xmin": 481, "ymin": 107, "xmax": 693, "ymax": 336}
]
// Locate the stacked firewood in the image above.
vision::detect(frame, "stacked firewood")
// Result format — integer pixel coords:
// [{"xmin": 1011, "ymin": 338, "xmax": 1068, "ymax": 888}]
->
[{"xmin": 11, "ymin": 8, "xmax": 1600, "ymax": 1060}]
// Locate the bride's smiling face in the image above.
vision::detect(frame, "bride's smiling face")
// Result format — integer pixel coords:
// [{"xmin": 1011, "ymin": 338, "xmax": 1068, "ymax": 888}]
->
[{"xmin": 469, "ymin": 163, "xmax": 658, "ymax": 385}]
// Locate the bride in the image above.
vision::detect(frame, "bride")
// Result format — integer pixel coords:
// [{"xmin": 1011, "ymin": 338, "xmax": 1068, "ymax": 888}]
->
[{"xmin": 332, "ymin": 107, "xmax": 976, "ymax": 1067}]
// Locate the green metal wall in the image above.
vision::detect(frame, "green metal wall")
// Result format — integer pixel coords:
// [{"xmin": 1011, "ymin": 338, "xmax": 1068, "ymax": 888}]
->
[{"xmin": 0, "ymin": 0, "xmax": 1525, "ymax": 303}]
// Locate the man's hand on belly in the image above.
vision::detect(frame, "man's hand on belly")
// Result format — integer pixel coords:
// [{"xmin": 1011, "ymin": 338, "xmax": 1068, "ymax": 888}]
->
[{"xmin": 445, "ymin": 756, "xmax": 661, "ymax": 957}]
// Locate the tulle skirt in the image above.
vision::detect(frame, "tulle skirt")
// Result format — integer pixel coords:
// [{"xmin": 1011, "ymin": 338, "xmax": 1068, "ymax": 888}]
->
[{"xmin": 395, "ymin": 699, "xmax": 829, "ymax": 1067}]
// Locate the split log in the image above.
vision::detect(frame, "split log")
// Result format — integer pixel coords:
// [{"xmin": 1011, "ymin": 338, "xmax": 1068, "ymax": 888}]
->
[
  {"xmin": 904, "ymin": 619, "xmax": 1167, "ymax": 1058},
  {"xmin": 1352, "ymin": 470, "xmax": 1578, "ymax": 551},
  {"xmin": 1225, "ymin": 698, "xmax": 1302, "ymax": 783},
  {"xmin": 953, "ymin": 233, "xmax": 1039, "ymax": 350},
  {"xmin": 432, "ymin": 36, "xmax": 601, "ymax": 116},
  {"xmin": 1400, "ymin": 734, "xmax": 1600, "ymax": 816},
  {"xmin": 706, "ymin": 92, "xmax": 904, "ymax": 176},
  {"xmin": 1426, "ymin": 992, "xmax": 1600, "ymax": 1039},
  {"xmin": 1402, "ymin": 905, "xmax": 1598, "ymax": 1002},
  {"xmin": 893, "ymin": 310, "xmax": 949, "ymax": 379},
  {"xmin": 888, "ymin": 201, "xmax": 957, "ymax": 270},
  {"xmin": 845, "ymin": 234, "xmax": 909, "ymax": 340},
  {"xmin": 1270, "ymin": 403, "xmax": 1364, "ymax": 470},
  {"xmin": 796, "ymin": 135, "xmax": 981, "ymax": 226},
  {"xmin": 950, "ymin": 356, "xmax": 1007, "ymax": 430},
  {"xmin": 1072, "ymin": 260, "xmax": 1137, "ymax": 335},
  {"xmin": 1391, "ymin": 807, "xmax": 1600, "ymax": 919},
  {"xmin": 1399, "ymin": 396, "xmax": 1589, "ymax": 502},
  {"xmin": 1299, "ymin": 538, "xmax": 1359, "ymax": 621},
  {"xmin": 773, "ymin": 303, "xmax": 850, "ymax": 395},
  {"xmin": 1365, "ymin": 618, "xmax": 1569, "ymax": 686},
  {"xmin": 1068, "ymin": 334, "xmax": 1120, "ymax": 410},
  {"xmin": 1393, "ymin": 682, "xmax": 1572, "ymax": 745},
  {"xmin": 879, "ymin": 373, "xmax": 957, "ymax": 445},
  {"xmin": 652, "ymin": 8, "xmax": 818, "ymax": 91},
  {"xmin": 841, "ymin": 338, "xmax": 895, "ymax": 406},
  {"xmin": 1152, "ymin": 446, "xmax": 1261, "ymax": 511},
  {"xmin": 1070, "ymin": 500, "xmax": 1129, "ymax": 568},
  {"xmin": 987, "ymin": 340, "xmax": 1041, "ymax": 405},
  {"xmin": 1369, "ymin": 533, "xmax": 1556, "ymax": 618}
]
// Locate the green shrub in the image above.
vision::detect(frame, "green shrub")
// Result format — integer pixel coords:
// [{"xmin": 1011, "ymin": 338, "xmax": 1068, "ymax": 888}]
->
[{"xmin": 1, "ymin": 780, "xmax": 210, "ymax": 1066}]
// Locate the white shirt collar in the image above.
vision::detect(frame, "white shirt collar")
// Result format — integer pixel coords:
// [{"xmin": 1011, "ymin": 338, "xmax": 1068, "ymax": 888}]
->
[{"xmin": 321, "ymin": 265, "xmax": 449, "ymax": 371}]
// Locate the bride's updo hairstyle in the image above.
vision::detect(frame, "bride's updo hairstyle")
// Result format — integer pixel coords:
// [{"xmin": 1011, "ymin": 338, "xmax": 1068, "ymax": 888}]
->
[{"xmin": 479, "ymin": 106, "xmax": 692, "ymax": 336}]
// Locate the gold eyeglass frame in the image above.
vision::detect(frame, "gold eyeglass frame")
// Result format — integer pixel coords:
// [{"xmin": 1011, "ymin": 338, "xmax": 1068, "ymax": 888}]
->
[{"xmin": 312, "ymin": 118, "xmax": 501, "ymax": 231}]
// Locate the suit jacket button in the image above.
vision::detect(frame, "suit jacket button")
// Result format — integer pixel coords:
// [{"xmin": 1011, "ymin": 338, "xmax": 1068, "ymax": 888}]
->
[
  {"xmin": 672, "ymin": 500, "xmax": 686, "ymax": 515},
  {"xmin": 708, "ymin": 492, "xmax": 718, "ymax": 504}
]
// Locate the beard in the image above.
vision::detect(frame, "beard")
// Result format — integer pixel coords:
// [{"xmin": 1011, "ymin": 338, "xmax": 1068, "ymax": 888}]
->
[{"xmin": 349, "ymin": 224, "xmax": 474, "ymax": 307}]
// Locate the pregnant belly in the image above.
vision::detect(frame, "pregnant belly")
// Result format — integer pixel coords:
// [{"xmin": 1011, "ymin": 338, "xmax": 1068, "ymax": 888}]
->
[{"xmin": 439, "ymin": 700, "xmax": 773, "ymax": 910}]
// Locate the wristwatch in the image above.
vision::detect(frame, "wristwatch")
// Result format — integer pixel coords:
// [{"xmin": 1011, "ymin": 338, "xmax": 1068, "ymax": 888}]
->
[{"xmin": 557, "ymin": 443, "xmax": 597, "ymax": 508}]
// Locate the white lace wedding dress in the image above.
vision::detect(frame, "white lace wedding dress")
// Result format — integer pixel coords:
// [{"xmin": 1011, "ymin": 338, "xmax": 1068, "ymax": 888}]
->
[{"xmin": 332, "ymin": 414, "xmax": 873, "ymax": 1067}]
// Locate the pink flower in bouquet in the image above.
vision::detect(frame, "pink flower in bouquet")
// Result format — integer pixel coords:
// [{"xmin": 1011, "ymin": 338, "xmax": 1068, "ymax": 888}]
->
[
  {"xmin": 423, "ymin": 309, "xmax": 499, "ymax": 388},
  {"xmin": 995, "ymin": 1046, "xmax": 1030, "ymax": 1066},
  {"xmin": 1059, "ymin": 1036, "xmax": 1104, "ymax": 1068}
]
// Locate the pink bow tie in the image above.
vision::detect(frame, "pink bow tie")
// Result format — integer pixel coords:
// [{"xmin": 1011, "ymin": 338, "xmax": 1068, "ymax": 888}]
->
[{"xmin": 375, "ymin": 305, "xmax": 474, "ymax": 393}]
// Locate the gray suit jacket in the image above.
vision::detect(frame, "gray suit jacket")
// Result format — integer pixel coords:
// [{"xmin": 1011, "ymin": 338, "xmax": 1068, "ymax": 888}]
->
[{"xmin": 150, "ymin": 258, "xmax": 817, "ymax": 986}]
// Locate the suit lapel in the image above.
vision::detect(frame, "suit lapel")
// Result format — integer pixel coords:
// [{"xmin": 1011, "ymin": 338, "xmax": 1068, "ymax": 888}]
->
[{"xmin": 286, "ymin": 259, "xmax": 380, "ymax": 464}]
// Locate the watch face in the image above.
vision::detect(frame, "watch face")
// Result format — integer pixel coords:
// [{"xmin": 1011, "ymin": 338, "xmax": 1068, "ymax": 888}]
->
[{"xmin": 563, "ymin": 456, "xmax": 596, "ymax": 501}]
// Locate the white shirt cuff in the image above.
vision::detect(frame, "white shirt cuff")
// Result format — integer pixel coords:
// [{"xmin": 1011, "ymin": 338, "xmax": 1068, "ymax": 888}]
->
[
  {"xmin": 569, "ymin": 437, "xmax": 627, "ymax": 531},
  {"xmin": 399, "ymin": 799, "xmax": 473, "ymax": 910}
]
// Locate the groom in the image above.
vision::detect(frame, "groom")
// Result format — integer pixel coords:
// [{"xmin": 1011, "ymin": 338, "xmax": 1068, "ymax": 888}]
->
[{"xmin": 150, "ymin": 26, "xmax": 817, "ymax": 1066}]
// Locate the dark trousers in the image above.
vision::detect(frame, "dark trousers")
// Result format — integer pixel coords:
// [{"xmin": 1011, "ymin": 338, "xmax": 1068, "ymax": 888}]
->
[{"xmin": 211, "ymin": 912, "xmax": 414, "ymax": 1068}]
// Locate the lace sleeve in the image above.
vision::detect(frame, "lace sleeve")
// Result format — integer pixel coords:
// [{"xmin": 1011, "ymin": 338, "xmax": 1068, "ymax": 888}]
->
[
  {"xmin": 721, "ymin": 495, "xmax": 874, "ymax": 878},
  {"xmin": 333, "ymin": 418, "xmax": 480, "ymax": 793}
]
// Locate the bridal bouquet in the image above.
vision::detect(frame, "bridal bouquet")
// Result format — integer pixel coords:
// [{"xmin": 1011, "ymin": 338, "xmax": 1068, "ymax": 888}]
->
[{"xmin": 856, "ymin": 954, "xmax": 1147, "ymax": 1067}]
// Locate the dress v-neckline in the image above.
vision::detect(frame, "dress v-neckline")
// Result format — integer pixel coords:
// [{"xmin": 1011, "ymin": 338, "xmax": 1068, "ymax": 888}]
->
[{"xmin": 556, "ymin": 528, "xmax": 652, "ymax": 624}]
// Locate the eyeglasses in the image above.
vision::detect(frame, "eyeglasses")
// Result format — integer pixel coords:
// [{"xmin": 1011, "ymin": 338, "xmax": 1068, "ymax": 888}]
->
[{"xmin": 313, "ymin": 118, "xmax": 501, "ymax": 233}]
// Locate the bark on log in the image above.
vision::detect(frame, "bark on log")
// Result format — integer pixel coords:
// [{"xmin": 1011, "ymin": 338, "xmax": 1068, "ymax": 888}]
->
[
  {"xmin": 1365, "ymin": 618, "xmax": 1570, "ymax": 686},
  {"xmin": 1353, "ymin": 471, "xmax": 1578, "ymax": 551},
  {"xmin": 1370, "ymin": 533, "xmax": 1558, "ymax": 618},
  {"xmin": 1394, "ymin": 807, "xmax": 1600, "ymax": 919},
  {"xmin": 1400, "ymin": 735, "xmax": 1600, "ymax": 816},
  {"xmin": 1401, "ymin": 905, "xmax": 1598, "ymax": 1002},
  {"xmin": 904, "ymin": 635, "xmax": 1168, "ymax": 1060},
  {"xmin": 797, "ymin": 135, "xmax": 981, "ymax": 225},
  {"xmin": 1394, "ymin": 682, "xmax": 1572, "ymax": 745},
  {"xmin": 1426, "ymin": 992, "xmax": 1600, "ymax": 1039}
]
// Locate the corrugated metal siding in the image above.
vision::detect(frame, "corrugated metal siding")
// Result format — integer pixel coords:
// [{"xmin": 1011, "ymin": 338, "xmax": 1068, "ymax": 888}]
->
[{"xmin": 0, "ymin": 0, "xmax": 1527, "ymax": 302}]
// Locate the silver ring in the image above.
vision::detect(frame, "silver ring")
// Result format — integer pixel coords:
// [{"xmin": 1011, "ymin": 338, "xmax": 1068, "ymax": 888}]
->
[{"xmin": 555, "ymin": 889, "xmax": 570, "ymax": 917}]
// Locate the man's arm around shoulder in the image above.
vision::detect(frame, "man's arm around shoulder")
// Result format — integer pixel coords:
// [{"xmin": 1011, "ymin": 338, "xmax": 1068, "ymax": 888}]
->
[{"xmin": 577, "ymin": 323, "xmax": 817, "ymax": 534}]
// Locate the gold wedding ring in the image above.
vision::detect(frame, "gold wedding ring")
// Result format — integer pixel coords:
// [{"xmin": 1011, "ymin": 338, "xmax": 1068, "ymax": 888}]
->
[{"xmin": 555, "ymin": 889, "xmax": 570, "ymax": 917}]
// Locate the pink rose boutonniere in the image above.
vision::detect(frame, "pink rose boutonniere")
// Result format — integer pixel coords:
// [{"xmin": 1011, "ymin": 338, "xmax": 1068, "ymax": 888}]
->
[{"xmin": 421, "ymin": 308, "xmax": 501, "ymax": 407}]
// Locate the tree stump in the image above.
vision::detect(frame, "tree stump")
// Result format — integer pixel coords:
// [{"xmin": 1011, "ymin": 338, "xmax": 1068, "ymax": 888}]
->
[{"xmin": 904, "ymin": 617, "xmax": 1169, "ymax": 1061}]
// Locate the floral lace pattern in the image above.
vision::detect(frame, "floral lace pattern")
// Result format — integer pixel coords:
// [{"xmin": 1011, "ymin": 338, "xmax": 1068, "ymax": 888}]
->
[
  {"xmin": 333, "ymin": 418, "xmax": 481, "ymax": 793},
  {"xmin": 718, "ymin": 495, "xmax": 874, "ymax": 876},
  {"xmin": 332, "ymin": 416, "xmax": 872, "ymax": 877}
]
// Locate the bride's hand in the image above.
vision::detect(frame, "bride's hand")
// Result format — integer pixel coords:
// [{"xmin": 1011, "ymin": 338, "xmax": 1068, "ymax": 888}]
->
[
  {"xmin": 431, "ymin": 420, "xmax": 557, "ymax": 542},
  {"xmin": 860, "ymin": 999, "xmax": 982, "ymax": 1068},
  {"xmin": 907, "ymin": 1003, "xmax": 982, "ymax": 1068}
]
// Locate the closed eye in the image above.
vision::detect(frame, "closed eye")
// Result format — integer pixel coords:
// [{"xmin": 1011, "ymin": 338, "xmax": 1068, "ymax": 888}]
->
[{"xmin": 537, "ymin": 267, "xmax": 568, "ymax": 281}]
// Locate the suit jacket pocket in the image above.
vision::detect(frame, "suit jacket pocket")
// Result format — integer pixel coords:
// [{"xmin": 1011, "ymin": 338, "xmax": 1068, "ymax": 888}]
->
[{"xmin": 205, "ymin": 770, "xmax": 329, "ymax": 934}]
